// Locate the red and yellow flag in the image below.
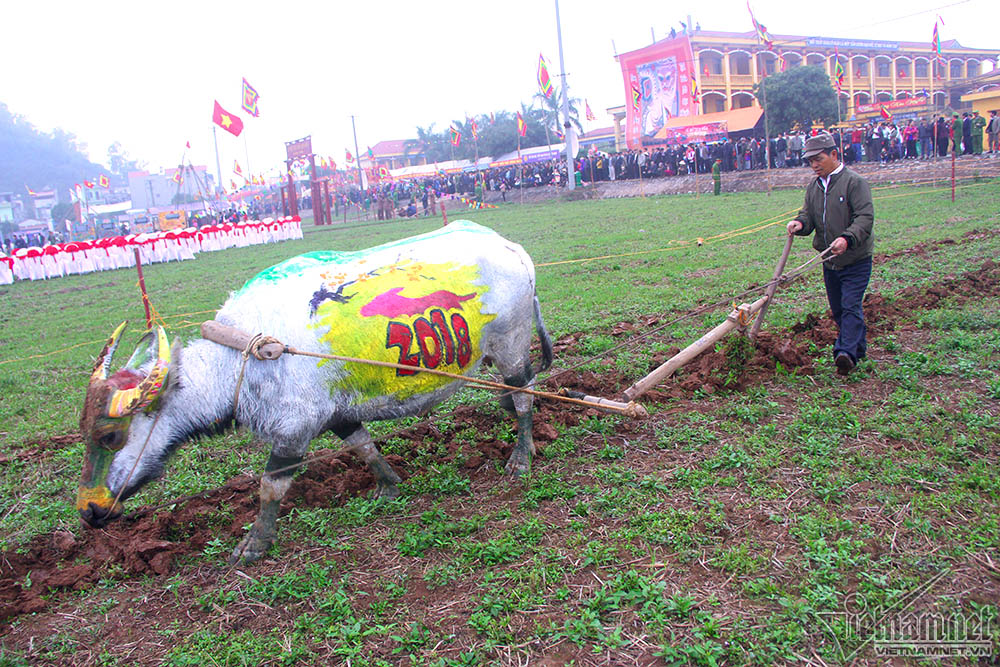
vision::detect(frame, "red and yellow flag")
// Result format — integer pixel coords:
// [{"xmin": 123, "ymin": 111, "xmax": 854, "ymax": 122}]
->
[
  {"xmin": 516, "ymin": 112, "xmax": 527, "ymax": 138},
  {"xmin": 450, "ymin": 125, "xmax": 461, "ymax": 147},
  {"xmin": 585, "ymin": 100, "xmax": 596, "ymax": 121},
  {"xmin": 537, "ymin": 53, "xmax": 554, "ymax": 99},
  {"xmin": 83, "ymin": 180, "xmax": 95, "ymax": 189},
  {"xmin": 98, "ymin": 174, "xmax": 110, "ymax": 188},
  {"xmin": 233, "ymin": 160, "xmax": 243, "ymax": 176},
  {"xmin": 212, "ymin": 100, "xmax": 244, "ymax": 137},
  {"xmin": 241, "ymin": 78, "xmax": 260, "ymax": 118},
  {"xmin": 879, "ymin": 104, "xmax": 893, "ymax": 121}
]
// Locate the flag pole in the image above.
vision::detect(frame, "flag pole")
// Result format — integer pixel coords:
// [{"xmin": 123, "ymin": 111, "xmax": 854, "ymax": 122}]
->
[
  {"xmin": 761, "ymin": 71, "xmax": 773, "ymax": 195},
  {"xmin": 212, "ymin": 125, "xmax": 223, "ymax": 199},
  {"xmin": 554, "ymin": 0, "xmax": 576, "ymax": 191},
  {"xmin": 517, "ymin": 131, "xmax": 524, "ymax": 205},
  {"xmin": 351, "ymin": 115, "xmax": 365, "ymax": 199},
  {"xmin": 243, "ymin": 134, "xmax": 252, "ymax": 179}
]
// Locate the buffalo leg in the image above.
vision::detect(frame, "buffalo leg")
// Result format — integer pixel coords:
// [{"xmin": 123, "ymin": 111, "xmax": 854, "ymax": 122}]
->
[
  {"xmin": 339, "ymin": 423, "xmax": 401, "ymax": 499},
  {"xmin": 502, "ymin": 367, "xmax": 536, "ymax": 477},
  {"xmin": 230, "ymin": 452, "xmax": 300, "ymax": 565}
]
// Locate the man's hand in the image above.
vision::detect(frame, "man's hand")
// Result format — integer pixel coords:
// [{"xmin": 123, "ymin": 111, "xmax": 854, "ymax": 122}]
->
[
  {"xmin": 786, "ymin": 220, "xmax": 803, "ymax": 235},
  {"xmin": 830, "ymin": 236, "xmax": 849, "ymax": 255}
]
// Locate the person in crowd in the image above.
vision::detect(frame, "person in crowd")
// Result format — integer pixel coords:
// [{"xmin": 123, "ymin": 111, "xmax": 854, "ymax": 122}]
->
[
  {"xmin": 970, "ymin": 111, "xmax": 985, "ymax": 155},
  {"xmin": 961, "ymin": 113, "xmax": 973, "ymax": 155},
  {"xmin": 988, "ymin": 111, "xmax": 1000, "ymax": 153},
  {"xmin": 786, "ymin": 133, "xmax": 874, "ymax": 377}
]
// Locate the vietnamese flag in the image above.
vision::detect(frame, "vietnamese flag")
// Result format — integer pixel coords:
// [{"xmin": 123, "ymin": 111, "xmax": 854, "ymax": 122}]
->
[
  {"xmin": 212, "ymin": 100, "xmax": 244, "ymax": 137},
  {"xmin": 84, "ymin": 180, "xmax": 95, "ymax": 189}
]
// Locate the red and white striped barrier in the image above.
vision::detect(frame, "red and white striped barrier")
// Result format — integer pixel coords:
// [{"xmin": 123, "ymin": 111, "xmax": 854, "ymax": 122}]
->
[{"xmin": 2, "ymin": 216, "xmax": 303, "ymax": 282}]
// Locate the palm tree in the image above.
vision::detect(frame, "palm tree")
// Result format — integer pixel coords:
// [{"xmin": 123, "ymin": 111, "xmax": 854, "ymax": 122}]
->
[{"xmin": 532, "ymin": 85, "xmax": 583, "ymax": 140}]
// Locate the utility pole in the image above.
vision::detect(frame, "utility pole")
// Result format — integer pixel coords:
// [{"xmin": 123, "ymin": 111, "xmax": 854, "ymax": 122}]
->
[{"xmin": 555, "ymin": 0, "xmax": 575, "ymax": 191}]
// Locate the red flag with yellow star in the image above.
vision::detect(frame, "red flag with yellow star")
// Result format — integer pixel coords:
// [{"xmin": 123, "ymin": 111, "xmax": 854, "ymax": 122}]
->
[{"xmin": 212, "ymin": 100, "xmax": 244, "ymax": 137}]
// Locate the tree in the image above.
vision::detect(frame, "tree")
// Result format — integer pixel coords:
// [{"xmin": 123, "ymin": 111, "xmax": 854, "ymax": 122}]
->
[
  {"xmin": 754, "ymin": 65, "xmax": 838, "ymax": 135},
  {"xmin": 107, "ymin": 141, "xmax": 141, "ymax": 179},
  {"xmin": 533, "ymin": 85, "xmax": 583, "ymax": 140},
  {"xmin": 0, "ymin": 102, "xmax": 107, "ymax": 199},
  {"xmin": 51, "ymin": 202, "xmax": 74, "ymax": 232}
]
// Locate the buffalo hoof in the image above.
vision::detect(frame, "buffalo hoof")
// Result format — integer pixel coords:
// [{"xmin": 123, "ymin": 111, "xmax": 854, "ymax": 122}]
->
[
  {"xmin": 373, "ymin": 482, "xmax": 400, "ymax": 500},
  {"xmin": 504, "ymin": 454, "xmax": 531, "ymax": 478},
  {"xmin": 229, "ymin": 531, "xmax": 273, "ymax": 565}
]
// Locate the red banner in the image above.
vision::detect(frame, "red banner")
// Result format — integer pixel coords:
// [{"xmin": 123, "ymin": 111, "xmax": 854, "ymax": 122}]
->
[
  {"xmin": 856, "ymin": 97, "xmax": 927, "ymax": 114},
  {"xmin": 619, "ymin": 36, "xmax": 696, "ymax": 149},
  {"xmin": 660, "ymin": 121, "xmax": 729, "ymax": 146}
]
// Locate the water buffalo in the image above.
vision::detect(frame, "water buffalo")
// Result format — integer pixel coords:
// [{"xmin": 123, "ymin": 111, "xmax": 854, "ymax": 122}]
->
[{"xmin": 77, "ymin": 220, "xmax": 552, "ymax": 564}]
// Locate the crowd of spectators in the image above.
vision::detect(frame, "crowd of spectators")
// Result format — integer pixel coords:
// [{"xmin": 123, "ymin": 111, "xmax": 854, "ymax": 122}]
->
[{"xmin": 303, "ymin": 110, "xmax": 997, "ymax": 221}]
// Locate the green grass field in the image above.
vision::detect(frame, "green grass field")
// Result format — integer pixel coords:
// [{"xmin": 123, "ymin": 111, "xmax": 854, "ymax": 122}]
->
[{"xmin": 0, "ymin": 180, "xmax": 998, "ymax": 665}]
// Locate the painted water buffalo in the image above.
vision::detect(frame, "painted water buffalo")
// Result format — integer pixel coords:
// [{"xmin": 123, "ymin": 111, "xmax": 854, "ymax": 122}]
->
[{"xmin": 77, "ymin": 220, "xmax": 552, "ymax": 563}]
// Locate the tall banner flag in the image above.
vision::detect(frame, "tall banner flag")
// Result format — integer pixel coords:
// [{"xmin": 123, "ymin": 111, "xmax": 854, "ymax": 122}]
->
[
  {"xmin": 618, "ymin": 36, "xmax": 696, "ymax": 148},
  {"xmin": 537, "ymin": 53, "xmax": 554, "ymax": 99},
  {"xmin": 98, "ymin": 174, "xmax": 110, "ymax": 188},
  {"xmin": 346, "ymin": 149, "xmax": 355, "ymax": 164},
  {"xmin": 691, "ymin": 77, "xmax": 699, "ymax": 104},
  {"xmin": 516, "ymin": 111, "xmax": 528, "ymax": 137},
  {"xmin": 879, "ymin": 104, "xmax": 893, "ymax": 121},
  {"xmin": 212, "ymin": 100, "xmax": 244, "ymax": 137},
  {"xmin": 747, "ymin": 2, "xmax": 774, "ymax": 50},
  {"xmin": 469, "ymin": 117, "xmax": 479, "ymax": 140},
  {"xmin": 241, "ymin": 78, "xmax": 260, "ymax": 117},
  {"xmin": 932, "ymin": 21, "xmax": 943, "ymax": 64},
  {"xmin": 585, "ymin": 100, "xmax": 596, "ymax": 121},
  {"xmin": 450, "ymin": 125, "xmax": 461, "ymax": 147},
  {"xmin": 833, "ymin": 48, "xmax": 845, "ymax": 91}
]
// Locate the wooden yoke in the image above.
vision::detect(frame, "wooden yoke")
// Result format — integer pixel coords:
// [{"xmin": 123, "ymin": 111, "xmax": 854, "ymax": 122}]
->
[{"xmin": 201, "ymin": 321, "xmax": 286, "ymax": 360}]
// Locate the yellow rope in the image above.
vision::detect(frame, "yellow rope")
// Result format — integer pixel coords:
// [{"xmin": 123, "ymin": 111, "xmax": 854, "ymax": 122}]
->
[{"xmin": 1, "ymin": 179, "xmax": 996, "ymax": 368}]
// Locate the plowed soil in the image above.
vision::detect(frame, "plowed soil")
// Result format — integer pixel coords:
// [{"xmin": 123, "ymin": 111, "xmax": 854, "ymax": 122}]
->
[{"xmin": 2, "ymin": 230, "xmax": 999, "ymax": 665}]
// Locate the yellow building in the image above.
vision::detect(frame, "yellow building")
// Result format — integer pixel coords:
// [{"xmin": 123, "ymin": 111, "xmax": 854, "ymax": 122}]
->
[
  {"xmin": 610, "ymin": 28, "xmax": 998, "ymax": 148},
  {"xmin": 689, "ymin": 29, "xmax": 997, "ymax": 113}
]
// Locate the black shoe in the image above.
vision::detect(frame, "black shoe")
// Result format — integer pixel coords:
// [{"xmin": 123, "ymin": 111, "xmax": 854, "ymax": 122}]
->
[{"xmin": 835, "ymin": 353, "xmax": 855, "ymax": 376}]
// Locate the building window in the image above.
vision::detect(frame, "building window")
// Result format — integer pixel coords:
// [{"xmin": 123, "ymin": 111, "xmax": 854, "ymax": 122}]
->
[
  {"xmin": 950, "ymin": 61, "xmax": 962, "ymax": 78},
  {"xmin": 897, "ymin": 63, "xmax": 909, "ymax": 77},
  {"xmin": 854, "ymin": 61, "xmax": 869, "ymax": 77},
  {"xmin": 730, "ymin": 53, "xmax": 750, "ymax": 75},
  {"xmin": 876, "ymin": 61, "xmax": 890, "ymax": 77},
  {"xmin": 967, "ymin": 61, "xmax": 980, "ymax": 77},
  {"xmin": 915, "ymin": 61, "xmax": 928, "ymax": 77}
]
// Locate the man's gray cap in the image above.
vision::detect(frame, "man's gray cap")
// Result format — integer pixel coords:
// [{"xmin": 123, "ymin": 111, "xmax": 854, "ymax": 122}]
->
[{"xmin": 802, "ymin": 133, "xmax": 837, "ymax": 159}]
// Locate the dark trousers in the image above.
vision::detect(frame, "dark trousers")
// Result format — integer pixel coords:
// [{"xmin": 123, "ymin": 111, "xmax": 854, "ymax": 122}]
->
[{"xmin": 823, "ymin": 256, "xmax": 872, "ymax": 363}]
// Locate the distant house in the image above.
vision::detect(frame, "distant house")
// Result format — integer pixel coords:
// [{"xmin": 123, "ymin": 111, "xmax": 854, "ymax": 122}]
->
[
  {"xmin": 128, "ymin": 167, "xmax": 215, "ymax": 210},
  {"xmin": 0, "ymin": 192, "xmax": 14, "ymax": 224}
]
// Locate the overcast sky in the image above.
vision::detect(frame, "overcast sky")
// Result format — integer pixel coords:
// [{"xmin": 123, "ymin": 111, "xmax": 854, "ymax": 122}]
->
[{"xmin": 2, "ymin": 0, "xmax": 994, "ymax": 183}]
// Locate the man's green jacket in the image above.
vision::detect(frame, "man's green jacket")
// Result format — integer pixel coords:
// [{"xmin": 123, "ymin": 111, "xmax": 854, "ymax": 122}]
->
[{"xmin": 793, "ymin": 167, "xmax": 874, "ymax": 269}]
